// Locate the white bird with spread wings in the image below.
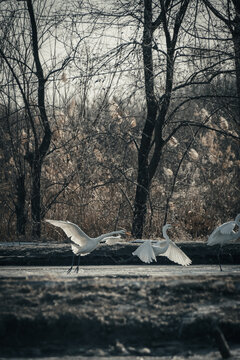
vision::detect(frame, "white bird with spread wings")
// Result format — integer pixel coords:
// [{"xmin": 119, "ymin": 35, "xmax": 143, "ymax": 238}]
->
[
  {"xmin": 45, "ymin": 219, "xmax": 125, "ymax": 273},
  {"xmin": 132, "ymin": 224, "xmax": 192, "ymax": 266},
  {"xmin": 207, "ymin": 214, "xmax": 240, "ymax": 271}
]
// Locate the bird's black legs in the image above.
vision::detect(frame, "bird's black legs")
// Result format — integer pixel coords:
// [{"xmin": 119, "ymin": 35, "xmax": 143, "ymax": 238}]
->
[
  {"xmin": 67, "ymin": 254, "xmax": 75, "ymax": 274},
  {"xmin": 67, "ymin": 254, "xmax": 80, "ymax": 274},
  {"xmin": 74, "ymin": 256, "xmax": 80, "ymax": 273},
  {"xmin": 218, "ymin": 246, "xmax": 223, "ymax": 272}
]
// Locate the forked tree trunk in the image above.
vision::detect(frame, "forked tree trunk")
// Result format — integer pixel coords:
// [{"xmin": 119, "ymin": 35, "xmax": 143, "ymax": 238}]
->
[
  {"xmin": 26, "ymin": 0, "xmax": 52, "ymax": 238},
  {"xmin": 131, "ymin": 0, "xmax": 157, "ymax": 238},
  {"xmin": 131, "ymin": 0, "xmax": 189, "ymax": 238}
]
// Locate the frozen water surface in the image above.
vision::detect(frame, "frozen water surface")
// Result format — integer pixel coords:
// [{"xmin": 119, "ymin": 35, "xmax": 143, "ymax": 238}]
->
[{"xmin": 0, "ymin": 264, "xmax": 239, "ymax": 279}]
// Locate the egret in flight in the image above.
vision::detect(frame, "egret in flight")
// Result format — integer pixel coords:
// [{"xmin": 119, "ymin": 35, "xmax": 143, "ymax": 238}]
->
[
  {"xmin": 207, "ymin": 213, "xmax": 240, "ymax": 271},
  {"xmin": 132, "ymin": 224, "xmax": 192, "ymax": 266},
  {"xmin": 45, "ymin": 219, "xmax": 125, "ymax": 273}
]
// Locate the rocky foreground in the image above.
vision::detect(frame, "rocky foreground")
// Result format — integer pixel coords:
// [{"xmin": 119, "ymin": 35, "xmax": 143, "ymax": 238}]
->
[{"xmin": 0, "ymin": 242, "xmax": 240, "ymax": 358}]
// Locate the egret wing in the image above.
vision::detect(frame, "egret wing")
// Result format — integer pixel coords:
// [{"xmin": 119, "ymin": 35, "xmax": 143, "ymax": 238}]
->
[
  {"xmin": 219, "ymin": 221, "xmax": 235, "ymax": 235},
  {"xmin": 45, "ymin": 219, "xmax": 89, "ymax": 247},
  {"xmin": 158, "ymin": 241, "xmax": 192, "ymax": 266},
  {"xmin": 71, "ymin": 243, "xmax": 81, "ymax": 255},
  {"xmin": 207, "ymin": 227, "xmax": 219, "ymax": 245},
  {"xmin": 207, "ymin": 221, "xmax": 236, "ymax": 246},
  {"xmin": 104, "ymin": 235, "xmax": 122, "ymax": 245},
  {"xmin": 132, "ymin": 240, "xmax": 157, "ymax": 264}
]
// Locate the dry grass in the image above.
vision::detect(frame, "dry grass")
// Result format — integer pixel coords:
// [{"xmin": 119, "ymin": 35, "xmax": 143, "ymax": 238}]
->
[{"xmin": 0, "ymin": 102, "xmax": 239, "ymax": 242}]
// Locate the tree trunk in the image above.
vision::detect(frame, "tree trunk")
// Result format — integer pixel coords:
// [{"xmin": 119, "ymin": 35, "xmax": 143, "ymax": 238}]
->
[
  {"xmin": 30, "ymin": 158, "xmax": 42, "ymax": 238},
  {"xmin": 15, "ymin": 175, "xmax": 27, "ymax": 236},
  {"xmin": 132, "ymin": 163, "xmax": 150, "ymax": 238},
  {"xmin": 131, "ymin": 0, "xmax": 158, "ymax": 238},
  {"xmin": 26, "ymin": 0, "xmax": 52, "ymax": 238},
  {"xmin": 131, "ymin": 0, "xmax": 189, "ymax": 238}
]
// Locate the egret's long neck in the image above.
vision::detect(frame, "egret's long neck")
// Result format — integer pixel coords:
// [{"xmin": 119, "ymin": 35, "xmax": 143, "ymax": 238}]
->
[
  {"xmin": 162, "ymin": 227, "xmax": 170, "ymax": 244},
  {"xmin": 235, "ymin": 214, "xmax": 240, "ymax": 227},
  {"xmin": 96, "ymin": 230, "xmax": 122, "ymax": 243}
]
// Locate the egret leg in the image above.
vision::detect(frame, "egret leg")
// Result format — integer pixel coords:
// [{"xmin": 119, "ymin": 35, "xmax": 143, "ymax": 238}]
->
[
  {"xmin": 74, "ymin": 256, "xmax": 80, "ymax": 273},
  {"xmin": 218, "ymin": 246, "xmax": 223, "ymax": 272},
  {"xmin": 67, "ymin": 254, "xmax": 75, "ymax": 274}
]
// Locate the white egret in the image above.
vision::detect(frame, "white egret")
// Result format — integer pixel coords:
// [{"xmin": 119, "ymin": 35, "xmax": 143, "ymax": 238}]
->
[
  {"xmin": 45, "ymin": 219, "xmax": 125, "ymax": 273},
  {"xmin": 132, "ymin": 224, "xmax": 192, "ymax": 266},
  {"xmin": 207, "ymin": 214, "xmax": 240, "ymax": 271}
]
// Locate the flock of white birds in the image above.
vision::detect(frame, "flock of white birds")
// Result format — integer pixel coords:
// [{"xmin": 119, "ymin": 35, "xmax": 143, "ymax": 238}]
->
[{"xmin": 45, "ymin": 213, "xmax": 240, "ymax": 273}]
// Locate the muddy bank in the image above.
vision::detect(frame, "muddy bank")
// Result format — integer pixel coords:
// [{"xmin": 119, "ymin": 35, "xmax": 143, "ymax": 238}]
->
[
  {"xmin": 1, "ymin": 241, "xmax": 240, "ymax": 358},
  {"xmin": 0, "ymin": 271, "xmax": 240, "ymax": 357},
  {"xmin": 0, "ymin": 241, "xmax": 240, "ymax": 266}
]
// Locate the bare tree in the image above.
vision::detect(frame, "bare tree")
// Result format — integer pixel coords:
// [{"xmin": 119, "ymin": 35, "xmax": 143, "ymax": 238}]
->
[
  {"xmin": 131, "ymin": 0, "xmax": 190, "ymax": 237},
  {"xmin": 1, "ymin": 0, "xmax": 239, "ymax": 241},
  {"xmin": 24, "ymin": 0, "xmax": 52, "ymax": 237},
  {"xmin": 73, "ymin": 0, "xmax": 238, "ymax": 238},
  {"xmin": 201, "ymin": 0, "xmax": 240, "ymax": 128},
  {"xmin": 0, "ymin": 0, "xmax": 71, "ymax": 237}
]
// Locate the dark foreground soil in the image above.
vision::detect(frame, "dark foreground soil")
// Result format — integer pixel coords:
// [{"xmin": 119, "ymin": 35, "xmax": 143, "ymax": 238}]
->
[
  {"xmin": 0, "ymin": 242, "xmax": 240, "ymax": 359},
  {"xmin": 0, "ymin": 270, "xmax": 240, "ymax": 358}
]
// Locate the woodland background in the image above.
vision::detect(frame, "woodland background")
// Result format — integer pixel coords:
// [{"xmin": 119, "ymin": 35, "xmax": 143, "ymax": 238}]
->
[{"xmin": 0, "ymin": 0, "xmax": 239, "ymax": 242}]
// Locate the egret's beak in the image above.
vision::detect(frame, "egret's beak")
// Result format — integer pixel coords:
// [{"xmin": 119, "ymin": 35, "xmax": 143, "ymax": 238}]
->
[{"xmin": 125, "ymin": 231, "xmax": 132, "ymax": 237}]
